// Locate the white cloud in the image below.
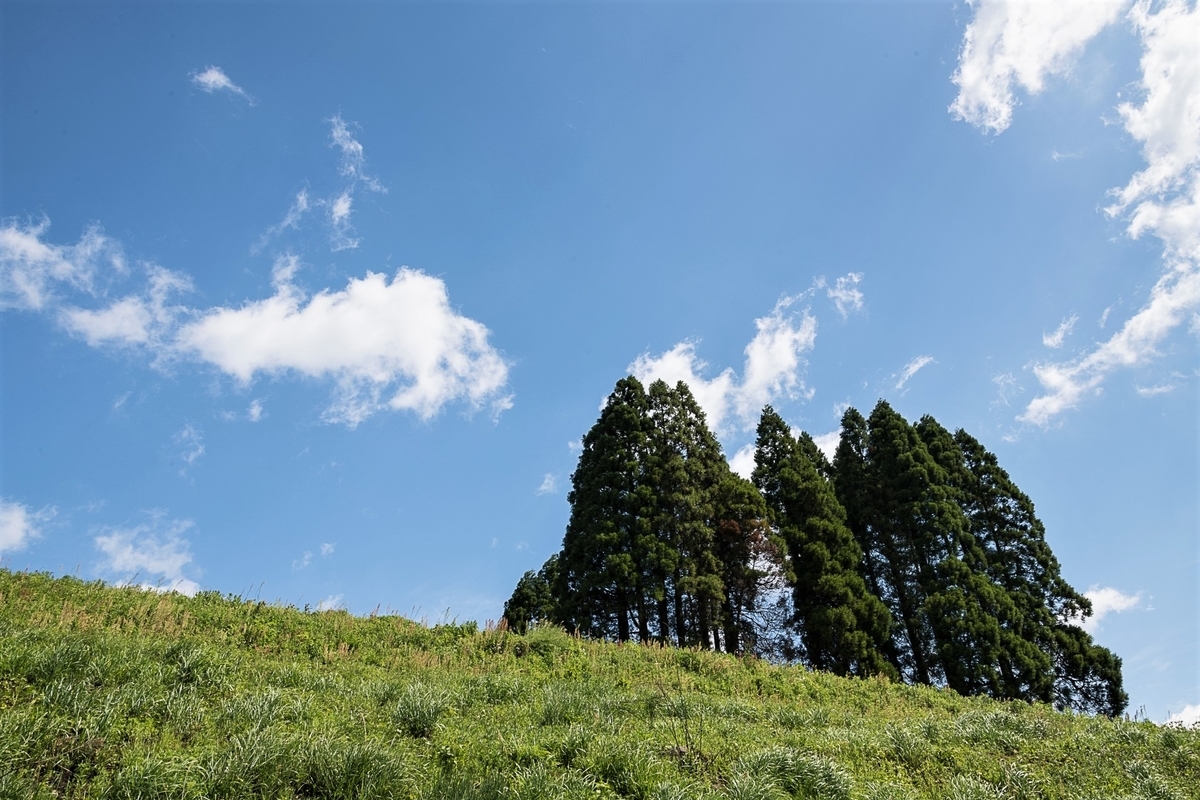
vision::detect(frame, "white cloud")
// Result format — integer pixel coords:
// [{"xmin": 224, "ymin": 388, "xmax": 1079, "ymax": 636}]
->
[
  {"xmin": 293, "ymin": 551, "xmax": 313, "ymax": 571},
  {"xmin": 1, "ymin": 219, "xmax": 124, "ymax": 311},
  {"xmin": 94, "ymin": 513, "xmax": 200, "ymax": 596},
  {"xmin": 630, "ymin": 296, "xmax": 818, "ymax": 435},
  {"xmin": 1042, "ymin": 314, "xmax": 1078, "ymax": 348},
  {"xmin": 953, "ymin": 0, "xmax": 1200, "ymax": 425},
  {"xmin": 991, "ymin": 372, "xmax": 1023, "ymax": 408},
  {"xmin": 1135, "ymin": 379, "xmax": 1179, "ymax": 396},
  {"xmin": 895, "ymin": 355, "xmax": 935, "ymax": 390},
  {"xmin": 189, "ymin": 66, "xmax": 255, "ymax": 105},
  {"xmin": 59, "ymin": 264, "xmax": 192, "ymax": 349},
  {"xmin": 728, "ymin": 443, "xmax": 756, "ymax": 480},
  {"xmin": 247, "ymin": 399, "xmax": 265, "ymax": 422},
  {"xmin": 254, "ymin": 190, "xmax": 311, "ymax": 253},
  {"xmin": 175, "ymin": 424, "xmax": 205, "ymax": 470},
  {"xmin": 1167, "ymin": 704, "xmax": 1200, "ymax": 727},
  {"xmin": 320, "ymin": 542, "xmax": 335, "ymax": 557},
  {"xmin": 1020, "ymin": 267, "xmax": 1200, "ymax": 424},
  {"xmin": 0, "ymin": 498, "xmax": 55, "ymax": 553},
  {"xmin": 317, "ymin": 594, "xmax": 344, "ymax": 611},
  {"xmin": 826, "ymin": 272, "xmax": 864, "ymax": 319},
  {"xmin": 567, "ymin": 438, "xmax": 583, "ymax": 455},
  {"xmin": 536, "ymin": 474, "xmax": 558, "ymax": 495},
  {"xmin": 1072, "ymin": 585, "xmax": 1143, "ymax": 633},
  {"xmin": 328, "ymin": 191, "xmax": 358, "ymax": 251},
  {"xmin": 949, "ymin": 0, "xmax": 1129, "ymax": 134},
  {"xmin": 4, "ymin": 225, "xmax": 510, "ymax": 427},
  {"xmin": 810, "ymin": 430, "xmax": 841, "ymax": 461},
  {"xmin": 176, "ymin": 265, "xmax": 510, "ymax": 426},
  {"xmin": 329, "ymin": 115, "xmax": 385, "ymax": 192}
]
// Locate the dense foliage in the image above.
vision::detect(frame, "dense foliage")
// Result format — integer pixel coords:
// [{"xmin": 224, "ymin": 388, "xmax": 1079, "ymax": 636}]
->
[
  {"xmin": 507, "ymin": 378, "xmax": 1127, "ymax": 716},
  {"xmin": 3, "ymin": 569, "xmax": 1197, "ymax": 799}
]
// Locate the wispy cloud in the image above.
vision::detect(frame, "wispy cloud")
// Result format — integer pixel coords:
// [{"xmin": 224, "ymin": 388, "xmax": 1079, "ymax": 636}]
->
[
  {"xmin": 329, "ymin": 115, "xmax": 385, "ymax": 192},
  {"xmin": 247, "ymin": 399, "xmax": 265, "ymax": 422},
  {"xmin": 317, "ymin": 594, "xmax": 344, "ymax": 612},
  {"xmin": 536, "ymin": 474, "xmax": 558, "ymax": 495},
  {"xmin": 951, "ymin": 1, "xmax": 1200, "ymax": 426},
  {"xmin": 825, "ymin": 272, "xmax": 865, "ymax": 319},
  {"xmin": 895, "ymin": 355, "xmax": 935, "ymax": 390},
  {"xmin": 253, "ymin": 190, "xmax": 311, "ymax": 254},
  {"xmin": 292, "ymin": 551, "xmax": 313, "ymax": 571},
  {"xmin": 630, "ymin": 295, "xmax": 818, "ymax": 435},
  {"xmin": 1, "ymin": 219, "xmax": 124, "ymax": 311},
  {"xmin": 174, "ymin": 424, "xmax": 205, "ymax": 472},
  {"xmin": 949, "ymin": 0, "xmax": 1129, "ymax": 134},
  {"xmin": 1042, "ymin": 314, "xmax": 1078, "ymax": 349},
  {"xmin": 320, "ymin": 542, "xmax": 335, "ymax": 557},
  {"xmin": 94, "ymin": 512, "xmax": 200, "ymax": 596},
  {"xmin": 190, "ymin": 66, "xmax": 255, "ymax": 105},
  {"xmin": 0, "ymin": 498, "xmax": 55, "ymax": 554}
]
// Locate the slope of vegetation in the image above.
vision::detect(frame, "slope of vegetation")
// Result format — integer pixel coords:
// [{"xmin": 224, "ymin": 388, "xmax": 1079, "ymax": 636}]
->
[{"xmin": 1, "ymin": 569, "xmax": 1196, "ymax": 799}]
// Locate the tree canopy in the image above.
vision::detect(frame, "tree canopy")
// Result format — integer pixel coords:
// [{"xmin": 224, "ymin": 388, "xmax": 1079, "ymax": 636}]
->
[{"xmin": 505, "ymin": 379, "xmax": 1127, "ymax": 716}]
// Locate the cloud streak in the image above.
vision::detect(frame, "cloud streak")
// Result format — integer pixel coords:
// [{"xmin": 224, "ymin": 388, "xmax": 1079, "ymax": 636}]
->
[
  {"xmin": 190, "ymin": 66, "xmax": 255, "ymax": 105},
  {"xmin": 895, "ymin": 355, "xmax": 935, "ymax": 390},
  {"xmin": 629, "ymin": 295, "xmax": 818, "ymax": 435}
]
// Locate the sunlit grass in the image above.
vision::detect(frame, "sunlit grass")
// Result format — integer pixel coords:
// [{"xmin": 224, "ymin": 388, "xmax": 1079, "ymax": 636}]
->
[{"xmin": 0, "ymin": 569, "xmax": 1196, "ymax": 799}]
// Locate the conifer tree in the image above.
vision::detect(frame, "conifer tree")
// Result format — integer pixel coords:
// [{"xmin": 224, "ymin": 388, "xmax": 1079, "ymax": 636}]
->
[
  {"xmin": 753, "ymin": 407, "xmax": 893, "ymax": 677},
  {"xmin": 554, "ymin": 377, "xmax": 654, "ymax": 641},
  {"xmin": 502, "ymin": 555, "xmax": 558, "ymax": 634}
]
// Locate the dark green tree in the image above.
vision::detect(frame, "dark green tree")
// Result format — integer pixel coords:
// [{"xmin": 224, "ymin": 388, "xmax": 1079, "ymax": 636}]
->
[
  {"xmin": 554, "ymin": 377, "xmax": 655, "ymax": 642},
  {"xmin": 753, "ymin": 407, "xmax": 893, "ymax": 677},
  {"xmin": 502, "ymin": 555, "xmax": 558, "ymax": 634}
]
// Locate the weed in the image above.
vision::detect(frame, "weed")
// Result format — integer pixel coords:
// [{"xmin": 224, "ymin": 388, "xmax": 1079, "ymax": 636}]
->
[{"xmin": 393, "ymin": 682, "xmax": 451, "ymax": 738}]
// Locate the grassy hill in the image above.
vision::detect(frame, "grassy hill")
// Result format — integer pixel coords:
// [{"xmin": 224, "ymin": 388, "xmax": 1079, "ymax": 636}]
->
[{"xmin": 0, "ymin": 569, "xmax": 1195, "ymax": 799}]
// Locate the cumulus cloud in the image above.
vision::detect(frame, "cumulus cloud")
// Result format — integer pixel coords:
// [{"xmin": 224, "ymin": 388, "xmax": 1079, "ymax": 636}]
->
[
  {"xmin": 2, "ymin": 222, "xmax": 511, "ymax": 427},
  {"xmin": 0, "ymin": 498, "xmax": 55, "ymax": 553},
  {"xmin": 728, "ymin": 443, "xmax": 757, "ymax": 480},
  {"xmin": 953, "ymin": 1, "xmax": 1200, "ymax": 425},
  {"xmin": 1042, "ymin": 314, "xmax": 1078, "ymax": 348},
  {"xmin": 190, "ymin": 66, "xmax": 255, "ymax": 105},
  {"xmin": 176, "ymin": 264, "xmax": 510, "ymax": 426},
  {"xmin": 94, "ymin": 513, "xmax": 200, "ymax": 596},
  {"xmin": 630, "ymin": 296, "xmax": 818, "ymax": 435},
  {"xmin": 895, "ymin": 355, "xmax": 935, "ymax": 390},
  {"xmin": 1, "ymin": 219, "xmax": 124, "ymax": 310},
  {"xmin": 1072, "ymin": 585, "xmax": 1143, "ymax": 633},
  {"xmin": 810, "ymin": 430, "xmax": 841, "ymax": 461},
  {"xmin": 536, "ymin": 474, "xmax": 558, "ymax": 495},
  {"xmin": 247, "ymin": 399, "xmax": 265, "ymax": 422},
  {"xmin": 1168, "ymin": 704, "xmax": 1200, "ymax": 727},
  {"xmin": 826, "ymin": 272, "xmax": 865, "ymax": 319},
  {"xmin": 949, "ymin": 0, "xmax": 1129, "ymax": 134}
]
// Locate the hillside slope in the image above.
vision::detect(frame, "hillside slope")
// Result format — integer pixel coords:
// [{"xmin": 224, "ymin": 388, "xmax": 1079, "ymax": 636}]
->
[{"xmin": 0, "ymin": 570, "xmax": 1195, "ymax": 799}]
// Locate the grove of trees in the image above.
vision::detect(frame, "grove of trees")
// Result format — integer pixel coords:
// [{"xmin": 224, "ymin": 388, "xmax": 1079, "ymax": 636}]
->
[{"xmin": 504, "ymin": 376, "xmax": 1127, "ymax": 716}]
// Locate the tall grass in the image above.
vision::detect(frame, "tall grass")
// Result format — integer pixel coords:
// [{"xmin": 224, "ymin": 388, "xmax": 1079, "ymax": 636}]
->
[{"xmin": 1, "ymin": 569, "xmax": 1197, "ymax": 799}]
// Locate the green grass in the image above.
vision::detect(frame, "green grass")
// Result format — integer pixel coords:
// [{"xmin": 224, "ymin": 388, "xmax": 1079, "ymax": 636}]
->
[{"xmin": 0, "ymin": 569, "xmax": 1196, "ymax": 799}]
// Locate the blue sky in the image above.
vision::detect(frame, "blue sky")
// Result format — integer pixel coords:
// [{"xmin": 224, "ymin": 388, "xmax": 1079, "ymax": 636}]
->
[{"xmin": 1, "ymin": 1, "xmax": 1196, "ymax": 723}]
